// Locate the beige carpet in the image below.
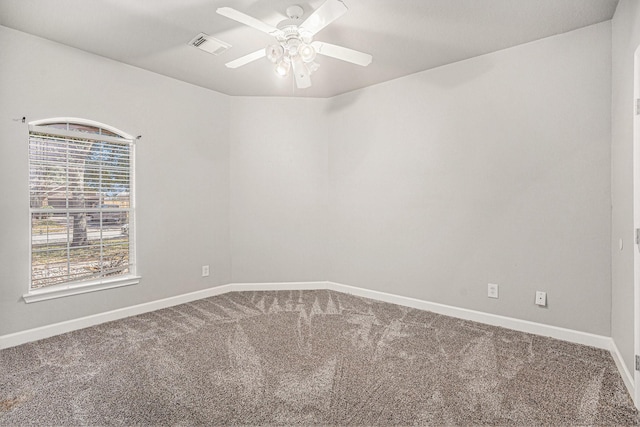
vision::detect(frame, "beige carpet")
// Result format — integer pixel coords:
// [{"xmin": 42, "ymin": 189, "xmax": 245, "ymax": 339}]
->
[{"xmin": 1, "ymin": 289, "xmax": 638, "ymax": 426}]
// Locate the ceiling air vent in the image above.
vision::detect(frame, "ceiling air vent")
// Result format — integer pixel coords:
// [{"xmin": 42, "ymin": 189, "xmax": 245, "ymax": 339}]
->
[{"xmin": 189, "ymin": 33, "xmax": 231, "ymax": 55}]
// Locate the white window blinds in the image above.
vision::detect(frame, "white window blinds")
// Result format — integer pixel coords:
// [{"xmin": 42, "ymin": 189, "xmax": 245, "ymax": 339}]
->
[{"xmin": 29, "ymin": 121, "xmax": 135, "ymax": 290}]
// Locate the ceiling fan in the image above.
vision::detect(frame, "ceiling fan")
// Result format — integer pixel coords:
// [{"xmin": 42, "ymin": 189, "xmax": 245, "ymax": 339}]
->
[{"xmin": 217, "ymin": 0, "xmax": 372, "ymax": 89}]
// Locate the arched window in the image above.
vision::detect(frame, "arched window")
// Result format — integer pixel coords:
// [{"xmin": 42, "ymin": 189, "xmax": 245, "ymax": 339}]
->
[{"xmin": 26, "ymin": 118, "xmax": 138, "ymax": 301}]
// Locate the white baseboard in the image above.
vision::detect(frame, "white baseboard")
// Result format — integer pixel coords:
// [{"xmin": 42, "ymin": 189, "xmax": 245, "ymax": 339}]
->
[
  {"xmin": 324, "ymin": 282, "xmax": 612, "ymax": 350},
  {"xmin": 609, "ymin": 339, "xmax": 636, "ymax": 402},
  {"xmin": 0, "ymin": 279, "xmax": 621, "ymax": 362},
  {"xmin": 0, "ymin": 282, "xmax": 327, "ymax": 350},
  {"xmin": 231, "ymin": 281, "xmax": 328, "ymax": 292},
  {"xmin": 0, "ymin": 284, "xmax": 232, "ymax": 349}
]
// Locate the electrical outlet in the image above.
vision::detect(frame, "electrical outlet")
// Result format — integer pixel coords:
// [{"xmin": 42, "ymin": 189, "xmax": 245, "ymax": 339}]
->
[
  {"xmin": 487, "ymin": 283, "xmax": 499, "ymax": 299},
  {"xmin": 202, "ymin": 265, "xmax": 210, "ymax": 277},
  {"xmin": 535, "ymin": 291, "xmax": 546, "ymax": 306}
]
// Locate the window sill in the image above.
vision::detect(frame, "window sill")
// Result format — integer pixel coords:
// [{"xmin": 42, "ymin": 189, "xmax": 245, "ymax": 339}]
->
[{"xmin": 23, "ymin": 276, "xmax": 141, "ymax": 303}]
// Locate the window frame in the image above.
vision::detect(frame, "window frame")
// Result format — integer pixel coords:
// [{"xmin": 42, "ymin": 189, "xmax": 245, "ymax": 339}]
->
[{"xmin": 24, "ymin": 118, "xmax": 139, "ymax": 303}]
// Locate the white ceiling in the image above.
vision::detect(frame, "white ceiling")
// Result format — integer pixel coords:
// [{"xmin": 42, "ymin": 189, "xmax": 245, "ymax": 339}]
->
[{"xmin": 0, "ymin": 0, "xmax": 619, "ymax": 98}]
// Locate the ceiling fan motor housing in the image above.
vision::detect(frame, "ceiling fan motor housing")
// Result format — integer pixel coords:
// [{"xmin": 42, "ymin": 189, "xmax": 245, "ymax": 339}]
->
[{"xmin": 269, "ymin": 23, "xmax": 316, "ymax": 67}]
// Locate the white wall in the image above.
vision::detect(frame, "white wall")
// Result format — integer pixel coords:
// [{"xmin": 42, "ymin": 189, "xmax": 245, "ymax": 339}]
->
[
  {"xmin": 326, "ymin": 22, "xmax": 612, "ymax": 335},
  {"xmin": 1, "ymin": 20, "xmax": 616, "ymax": 346},
  {"xmin": 229, "ymin": 97, "xmax": 328, "ymax": 283},
  {"xmin": 0, "ymin": 26, "xmax": 231, "ymax": 335},
  {"xmin": 612, "ymin": 0, "xmax": 640, "ymax": 378}
]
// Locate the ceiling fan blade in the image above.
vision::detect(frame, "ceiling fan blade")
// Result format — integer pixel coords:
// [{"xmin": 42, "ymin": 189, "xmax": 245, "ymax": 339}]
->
[
  {"xmin": 225, "ymin": 49, "xmax": 266, "ymax": 69},
  {"xmin": 291, "ymin": 56, "xmax": 312, "ymax": 89},
  {"xmin": 300, "ymin": 0, "xmax": 348, "ymax": 36},
  {"xmin": 311, "ymin": 41, "xmax": 372, "ymax": 66},
  {"xmin": 217, "ymin": 7, "xmax": 282, "ymax": 37}
]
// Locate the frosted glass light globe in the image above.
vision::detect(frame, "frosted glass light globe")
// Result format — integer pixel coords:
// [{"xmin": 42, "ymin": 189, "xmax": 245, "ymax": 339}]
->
[
  {"xmin": 299, "ymin": 43, "xmax": 316, "ymax": 63},
  {"xmin": 265, "ymin": 44, "xmax": 284, "ymax": 63},
  {"xmin": 275, "ymin": 59, "xmax": 291, "ymax": 77}
]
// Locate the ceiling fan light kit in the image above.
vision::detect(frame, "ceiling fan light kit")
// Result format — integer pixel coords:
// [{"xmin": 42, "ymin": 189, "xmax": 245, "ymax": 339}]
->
[
  {"xmin": 265, "ymin": 32, "xmax": 319, "ymax": 84},
  {"xmin": 216, "ymin": 0, "xmax": 372, "ymax": 90}
]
